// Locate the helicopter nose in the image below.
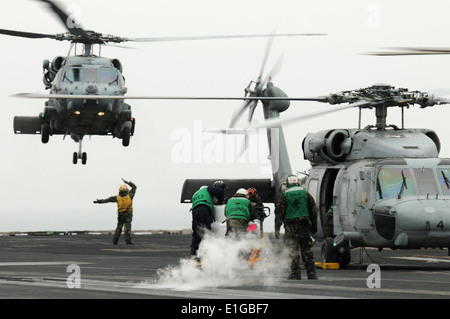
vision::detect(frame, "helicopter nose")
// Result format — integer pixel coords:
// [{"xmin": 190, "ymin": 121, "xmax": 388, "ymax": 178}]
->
[
  {"xmin": 85, "ymin": 84, "xmax": 98, "ymax": 94},
  {"xmin": 392, "ymin": 200, "xmax": 450, "ymax": 246}
]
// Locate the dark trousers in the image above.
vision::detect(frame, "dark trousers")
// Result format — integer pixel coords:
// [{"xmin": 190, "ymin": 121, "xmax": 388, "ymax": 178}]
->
[
  {"xmin": 190, "ymin": 205, "xmax": 212, "ymax": 256},
  {"xmin": 283, "ymin": 218, "xmax": 316, "ymax": 276},
  {"xmin": 114, "ymin": 211, "xmax": 133, "ymax": 244}
]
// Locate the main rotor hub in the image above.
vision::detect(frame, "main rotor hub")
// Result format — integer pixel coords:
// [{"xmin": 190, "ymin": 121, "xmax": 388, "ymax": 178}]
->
[{"xmin": 54, "ymin": 31, "xmax": 126, "ymax": 45}]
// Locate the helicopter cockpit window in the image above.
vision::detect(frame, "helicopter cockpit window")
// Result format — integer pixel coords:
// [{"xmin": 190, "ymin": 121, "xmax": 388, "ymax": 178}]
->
[
  {"xmin": 97, "ymin": 68, "xmax": 121, "ymax": 86},
  {"xmin": 376, "ymin": 168, "xmax": 416, "ymax": 200},
  {"xmin": 437, "ymin": 168, "xmax": 450, "ymax": 195},
  {"xmin": 61, "ymin": 68, "xmax": 84, "ymax": 84},
  {"xmin": 413, "ymin": 168, "xmax": 439, "ymax": 196}
]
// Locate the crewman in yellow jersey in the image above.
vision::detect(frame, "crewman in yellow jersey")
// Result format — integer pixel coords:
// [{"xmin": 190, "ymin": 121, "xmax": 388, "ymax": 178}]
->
[{"xmin": 94, "ymin": 179, "xmax": 137, "ymax": 245}]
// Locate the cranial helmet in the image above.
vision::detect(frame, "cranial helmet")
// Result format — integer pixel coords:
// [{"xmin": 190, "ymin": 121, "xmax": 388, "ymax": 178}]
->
[
  {"xmin": 213, "ymin": 180, "xmax": 226, "ymax": 189},
  {"xmin": 286, "ymin": 175, "xmax": 299, "ymax": 187},
  {"xmin": 247, "ymin": 187, "xmax": 257, "ymax": 196},
  {"xmin": 236, "ymin": 188, "xmax": 248, "ymax": 196}
]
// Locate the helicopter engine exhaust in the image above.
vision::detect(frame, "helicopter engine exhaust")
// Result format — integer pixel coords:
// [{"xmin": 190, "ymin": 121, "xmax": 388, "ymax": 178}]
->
[
  {"xmin": 51, "ymin": 56, "xmax": 65, "ymax": 72},
  {"xmin": 111, "ymin": 59, "xmax": 123, "ymax": 73},
  {"xmin": 43, "ymin": 56, "xmax": 65, "ymax": 88},
  {"xmin": 303, "ymin": 129, "xmax": 352, "ymax": 164},
  {"xmin": 303, "ymin": 128, "xmax": 441, "ymax": 165}
]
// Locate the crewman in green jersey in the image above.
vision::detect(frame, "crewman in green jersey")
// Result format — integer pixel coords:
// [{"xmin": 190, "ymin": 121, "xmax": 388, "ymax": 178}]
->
[
  {"xmin": 224, "ymin": 188, "xmax": 257, "ymax": 237},
  {"xmin": 275, "ymin": 175, "xmax": 318, "ymax": 280},
  {"xmin": 190, "ymin": 181, "xmax": 225, "ymax": 258}
]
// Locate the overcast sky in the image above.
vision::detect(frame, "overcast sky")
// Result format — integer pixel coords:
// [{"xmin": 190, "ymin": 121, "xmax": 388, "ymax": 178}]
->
[{"xmin": 1, "ymin": 0, "xmax": 450, "ymax": 232}]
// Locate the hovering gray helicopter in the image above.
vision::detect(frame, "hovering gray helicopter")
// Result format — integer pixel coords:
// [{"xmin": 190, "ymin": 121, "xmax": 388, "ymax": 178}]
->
[
  {"xmin": 6, "ymin": 0, "xmax": 322, "ymax": 164},
  {"xmin": 180, "ymin": 60, "xmax": 450, "ymax": 267}
]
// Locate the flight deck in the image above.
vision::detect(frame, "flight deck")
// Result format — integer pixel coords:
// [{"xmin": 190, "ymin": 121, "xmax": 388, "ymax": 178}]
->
[{"xmin": 1, "ymin": 232, "xmax": 450, "ymax": 303}]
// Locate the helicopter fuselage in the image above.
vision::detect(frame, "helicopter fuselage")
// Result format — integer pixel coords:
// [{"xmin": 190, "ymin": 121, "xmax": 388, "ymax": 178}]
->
[
  {"xmin": 13, "ymin": 54, "xmax": 135, "ymax": 164},
  {"xmin": 303, "ymin": 128, "xmax": 450, "ymax": 250},
  {"xmin": 45, "ymin": 56, "xmax": 132, "ymax": 138},
  {"xmin": 308, "ymin": 157, "xmax": 450, "ymax": 248}
]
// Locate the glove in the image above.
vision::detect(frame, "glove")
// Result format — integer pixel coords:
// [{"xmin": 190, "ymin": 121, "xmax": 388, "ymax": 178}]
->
[{"xmin": 93, "ymin": 199, "xmax": 101, "ymax": 204}]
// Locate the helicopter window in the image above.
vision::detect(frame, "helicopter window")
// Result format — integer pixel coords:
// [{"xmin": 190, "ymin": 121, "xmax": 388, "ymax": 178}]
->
[
  {"xmin": 436, "ymin": 168, "xmax": 450, "ymax": 195},
  {"xmin": 413, "ymin": 168, "xmax": 439, "ymax": 196},
  {"xmin": 97, "ymin": 68, "xmax": 121, "ymax": 86},
  {"xmin": 61, "ymin": 68, "xmax": 84, "ymax": 84},
  {"xmin": 376, "ymin": 168, "xmax": 416, "ymax": 200}
]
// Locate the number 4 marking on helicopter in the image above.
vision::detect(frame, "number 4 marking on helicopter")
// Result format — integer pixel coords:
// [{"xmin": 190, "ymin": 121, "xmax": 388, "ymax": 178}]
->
[{"xmin": 437, "ymin": 220, "xmax": 444, "ymax": 230}]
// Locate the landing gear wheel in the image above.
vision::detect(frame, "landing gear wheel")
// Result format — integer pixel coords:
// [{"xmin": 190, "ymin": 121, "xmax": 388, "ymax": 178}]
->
[
  {"xmin": 41, "ymin": 123, "xmax": 50, "ymax": 144},
  {"xmin": 321, "ymin": 238, "xmax": 351, "ymax": 268},
  {"xmin": 72, "ymin": 136, "xmax": 87, "ymax": 165},
  {"xmin": 122, "ymin": 127, "xmax": 130, "ymax": 147},
  {"xmin": 321, "ymin": 238, "xmax": 339, "ymax": 264},
  {"xmin": 337, "ymin": 244, "xmax": 351, "ymax": 269}
]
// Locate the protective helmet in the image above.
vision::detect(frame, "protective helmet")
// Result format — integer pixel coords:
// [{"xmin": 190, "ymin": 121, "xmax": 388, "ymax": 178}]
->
[
  {"xmin": 213, "ymin": 180, "xmax": 226, "ymax": 189},
  {"xmin": 286, "ymin": 175, "xmax": 299, "ymax": 187},
  {"xmin": 119, "ymin": 184, "xmax": 129, "ymax": 192},
  {"xmin": 236, "ymin": 188, "xmax": 248, "ymax": 196},
  {"xmin": 247, "ymin": 187, "xmax": 257, "ymax": 197}
]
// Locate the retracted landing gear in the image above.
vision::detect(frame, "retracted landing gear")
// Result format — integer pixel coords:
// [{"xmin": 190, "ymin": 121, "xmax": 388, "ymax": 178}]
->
[{"xmin": 72, "ymin": 136, "xmax": 87, "ymax": 165}]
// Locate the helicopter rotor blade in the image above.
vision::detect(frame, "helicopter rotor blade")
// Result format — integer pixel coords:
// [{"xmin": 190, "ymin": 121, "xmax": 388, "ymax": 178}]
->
[
  {"xmin": 125, "ymin": 33, "xmax": 326, "ymax": 43},
  {"xmin": 433, "ymin": 97, "xmax": 450, "ymax": 105},
  {"xmin": 12, "ymin": 92, "xmax": 336, "ymax": 101},
  {"xmin": 37, "ymin": 0, "xmax": 89, "ymax": 38},
  {"xmin": 0, "ymin": 28, "xmax": 56, "ymax": 40},
  {"xmin": 257, "ymin": 31, "xmax": 276, "ymax": 85},
  {"xmin": 260, "ymin": 53, "xmax": 284, "ymax": 88},
  {"xmin": 366, "ymin": 47, "xmax": 450, "ymax": 56},
  {"xmin": 229, "ymin": 33, "xmax": 287, "ymax": 129},
  {"xmin": 248, "ymin": 105, "xmax": 354, "ymax": 129},
  {"xmin": 11, "ymin": 93, "xmax": 268, "ymax": 100},
  {"xmin": 229, "ymin": 100, "xmax": 252, "ymax": 128}
]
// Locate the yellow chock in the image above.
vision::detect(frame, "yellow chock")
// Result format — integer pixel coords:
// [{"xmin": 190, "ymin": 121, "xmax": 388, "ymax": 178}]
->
[{"xmin": 315, "ymin": 262, "xmax": 339, "ymax": 269}]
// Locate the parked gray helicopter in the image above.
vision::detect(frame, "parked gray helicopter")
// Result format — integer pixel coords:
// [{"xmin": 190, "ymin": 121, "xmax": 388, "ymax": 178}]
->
[
  {"xmin": 180, "ymin": 69, "xmax": 450, "ymax": 267},
  {"xmin": 6, "ymin": 0, "xmax": 322, "ymax": 164}
]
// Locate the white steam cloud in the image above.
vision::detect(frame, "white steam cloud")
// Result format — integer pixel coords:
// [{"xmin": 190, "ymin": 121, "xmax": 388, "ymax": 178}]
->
[{"xmin": 141, "ymin": 223, "xmax": 289, "ymax": 291}]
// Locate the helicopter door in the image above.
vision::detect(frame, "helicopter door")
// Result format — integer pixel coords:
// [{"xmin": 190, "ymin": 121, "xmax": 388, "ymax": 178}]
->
[
  {"xmin": 306, "ymin": 168, "xmax": 339, "ymax": 239},
  {"xmin": 320, "ymin": 169, "xmax": 339, "ymax": 238},
  {"xmin": 306, "ymin": 178, "xmax": 321, "ymax": 236},
  {"xmin": 355, "ymin": 168, "xmax": 374, "ymax": 230}
]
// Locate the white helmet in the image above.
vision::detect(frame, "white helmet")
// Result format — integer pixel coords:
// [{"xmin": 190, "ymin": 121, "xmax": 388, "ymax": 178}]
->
[{"xmin": 236, "ymin": 188, "xmax": 248, "ymax": 196}]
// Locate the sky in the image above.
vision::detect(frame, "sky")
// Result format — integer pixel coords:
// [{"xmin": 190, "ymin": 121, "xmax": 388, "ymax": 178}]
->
[{"xmin": 1, "ymin": 0, "xmax": 450, "ymax": 232}]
